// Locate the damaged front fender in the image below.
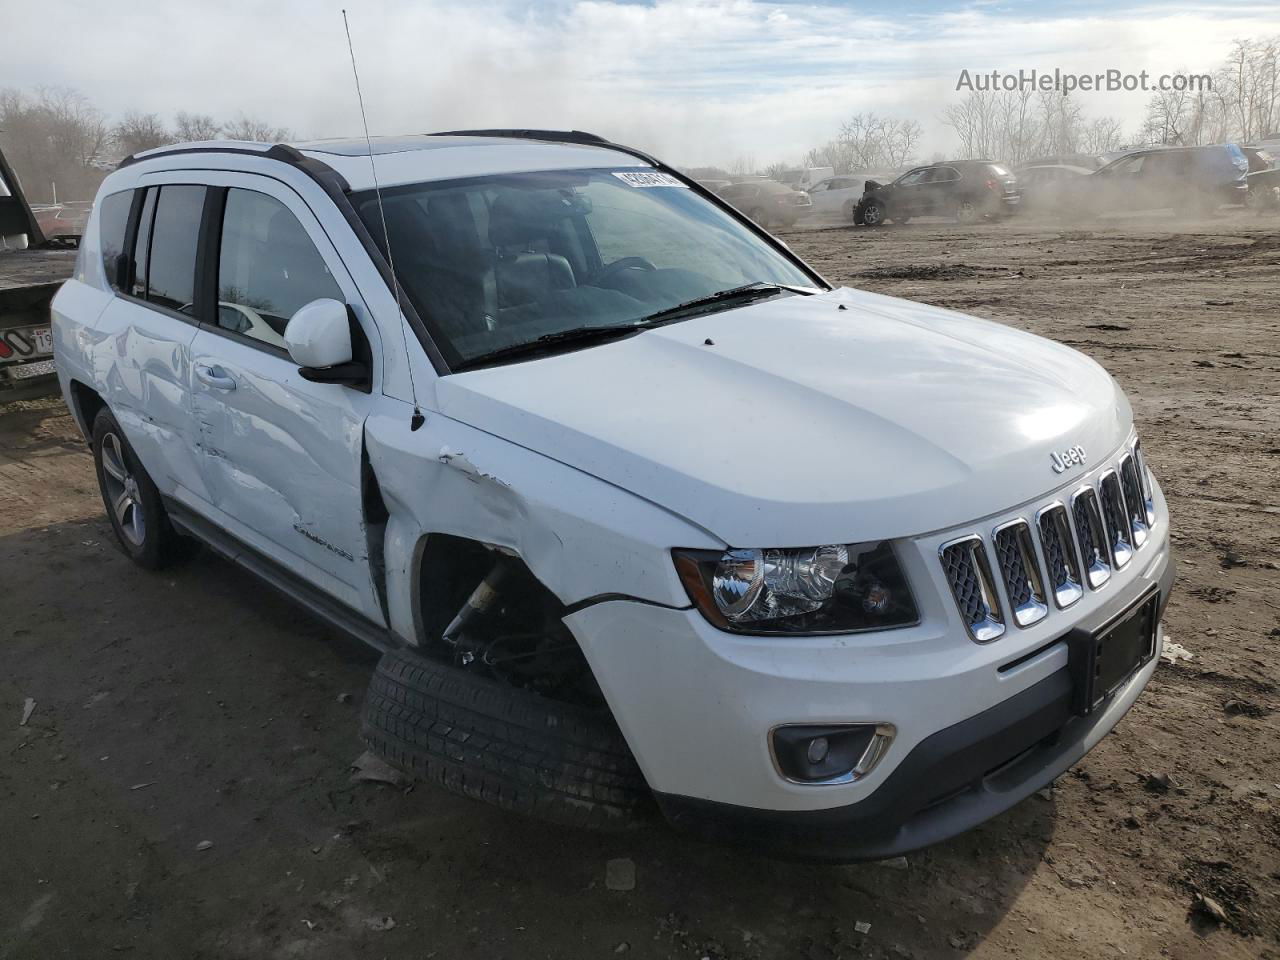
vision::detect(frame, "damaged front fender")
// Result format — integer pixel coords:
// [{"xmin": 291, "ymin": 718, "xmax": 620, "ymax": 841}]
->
[{"xmin": 364, "ymin": 406, "xmax": 722, "ymax": 646}]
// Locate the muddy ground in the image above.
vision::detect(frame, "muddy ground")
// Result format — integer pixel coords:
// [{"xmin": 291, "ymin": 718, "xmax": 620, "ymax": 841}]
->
[{"xmin": 2, "ymin": 211, "xmax": 1278, "ymax": 959}]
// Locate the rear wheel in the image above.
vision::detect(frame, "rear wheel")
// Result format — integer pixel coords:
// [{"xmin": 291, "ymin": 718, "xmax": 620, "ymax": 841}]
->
[
  {"xmin": 748, "ymin": 207, "xmax": 770, "ymax": 228},
  {"xmin": 955, "ymin": 199, "xmax": 981, "ymax": 224},
  {"xmin": 91, "ymin": 408, "xmax": 190, "ymax": 569},
  {"xmin": 362, "ymin": 648, "xmax": 652, "ymax": 830}
]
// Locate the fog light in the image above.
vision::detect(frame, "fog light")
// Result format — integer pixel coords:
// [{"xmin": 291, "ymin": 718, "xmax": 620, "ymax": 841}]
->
[
  {"xmin": 806, "ymin": 736, "xmax": 830, "ymax": 765},
  {"xmin": 770, "ymin": 723, "xmax": 895, "ymax": 784}
]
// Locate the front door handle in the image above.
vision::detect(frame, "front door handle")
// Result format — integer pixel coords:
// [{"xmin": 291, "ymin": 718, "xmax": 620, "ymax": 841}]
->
[{"xmin": 195, "ymin": 364, "xmax": 237, "ymax": 391}]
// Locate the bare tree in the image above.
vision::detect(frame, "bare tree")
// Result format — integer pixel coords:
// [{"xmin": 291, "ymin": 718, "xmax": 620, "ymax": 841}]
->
[
  {"xmin": 1138, "ymin": 86, "xmax": 1195, "ymax": 145},
  {"xmin": 221, "ymin": 115, "xmax": 293, "ymax": 142},
  {"xmin": 1079, "ymin": 116, "xmax": 1125, "ymax": 154},
  {"xmin": 802, "ymin": 114, "xmax": 922, "ymax": 174},
  {"xmin": 174, "ymin": 111, "xmax": 221, "ymax": 142},
  {"xmin": 0, "ymin": 87, "xmax": 110, "ymax": 203},
  {"xmin": 114, "ymin": 111, "xmax": 173, "ymax": 155}
]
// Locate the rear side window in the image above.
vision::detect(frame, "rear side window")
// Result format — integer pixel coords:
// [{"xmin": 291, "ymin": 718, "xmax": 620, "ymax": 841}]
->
[
  {"xmin": 98, "ymin": 191, "xmax": 133, "ymax": 291},
  {"xmin": 145, "ymin": 185, "xmax": 205, "ymax": 313},
  {"xmin": 216, "ymin": 188, "xmax": 342, "ymax": 348}
]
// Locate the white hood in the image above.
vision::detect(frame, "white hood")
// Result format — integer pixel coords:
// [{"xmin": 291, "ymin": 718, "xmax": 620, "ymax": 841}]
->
[{"xmin": 436, "ymin": 288, "xmax": 1131, "ymax": 547}]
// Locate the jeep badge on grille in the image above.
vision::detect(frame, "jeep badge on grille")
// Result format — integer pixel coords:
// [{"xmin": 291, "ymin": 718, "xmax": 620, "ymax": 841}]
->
[{"xmin": 1050, "ymin": 444, "xmax": 1087, "ymax": 474}]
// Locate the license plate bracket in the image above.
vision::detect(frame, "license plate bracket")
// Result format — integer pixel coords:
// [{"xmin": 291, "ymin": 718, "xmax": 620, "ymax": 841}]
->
[{"xmin": 1068, "ymin": 589, "xmax": 1158, "ymax": 715}]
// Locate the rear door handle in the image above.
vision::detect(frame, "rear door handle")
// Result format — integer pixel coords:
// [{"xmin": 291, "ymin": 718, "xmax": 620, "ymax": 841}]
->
[{"xmin": 195, "ymin": 363, "xmax": 237, "ymax": 391}]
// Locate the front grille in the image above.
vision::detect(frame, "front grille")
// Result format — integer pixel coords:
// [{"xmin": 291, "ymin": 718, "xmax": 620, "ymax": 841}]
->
[
  {"xmin": 1071, "ymin": 486, "xmax": 1112, "ymax": 589},
  {"xmin": 940, "ymin": 536, "xmax": 1005, "ymax": 642},
  {"xmin": 1035, "ymin": 504, "xmax": 1083, "ymax": 608},
  {"xmin": 992, "ymin": 520, "xmax": 1048, "ymax": 626},
  {"xmin": 938, "ymin": 439, "xmax": 1157, "ymax": 642},
  {"xmin": 1099, "ymin": 470, "xmax": 1134, "ymax": 568}
]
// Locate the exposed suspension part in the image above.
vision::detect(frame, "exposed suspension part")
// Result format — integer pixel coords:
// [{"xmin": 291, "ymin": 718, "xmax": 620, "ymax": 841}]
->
[{"xmin": 434, "ymin": 549, "xmax": 603, "ymax": 706}]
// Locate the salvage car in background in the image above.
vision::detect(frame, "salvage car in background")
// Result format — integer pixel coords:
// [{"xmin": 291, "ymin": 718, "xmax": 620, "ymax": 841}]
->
[
  {"xmin": 718, "ymin": 178, "xmax": 813, "ymax": 227},
  {"xmin": 53, "ymin": 131, "xmax": 1172, "ymax": 860},
  {"xmin": 856, "ymin": 161, "xmax": 1020, "ymax": 225},
  {"xmin": 1013, "ymin": 164, "xmax": 1094, "ymax": 215},
  {"xmin": 1065, "ymin": 144, "xmax": 1249, "ymax": 219},
  {"xmin": 805, "ymin": 175, "xmax": 866, "ymax": 221}
]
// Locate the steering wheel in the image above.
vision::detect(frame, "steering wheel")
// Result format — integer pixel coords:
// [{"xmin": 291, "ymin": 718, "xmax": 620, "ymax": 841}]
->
[{"xmin": 589, "ymin": 256, "xmax": 657, "ymax": 287}]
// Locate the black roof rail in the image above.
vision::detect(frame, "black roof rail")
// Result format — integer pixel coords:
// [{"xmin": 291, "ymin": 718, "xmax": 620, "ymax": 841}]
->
[
  {"xmin": 429, "ymin": 128, "xmax": 610, "ymax": 146},
  {"xmin": 115, "ymin": 143, "xmax": 351, "ymax": 193}
]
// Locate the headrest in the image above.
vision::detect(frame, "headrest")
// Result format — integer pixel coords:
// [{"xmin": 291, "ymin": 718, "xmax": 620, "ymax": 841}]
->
[{"xmin": 488, "ymin": 190, "xmax": 579, "ymax": 248}]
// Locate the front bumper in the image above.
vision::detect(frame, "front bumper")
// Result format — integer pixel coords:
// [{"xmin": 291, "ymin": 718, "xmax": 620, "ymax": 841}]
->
[
  {"xmin": 564, "ymin": 453, "xmax": 1172, "ymax": 858},
  {"xmin": 654, "ymin": 572, "xmax": 1171, "ymax": 861}
]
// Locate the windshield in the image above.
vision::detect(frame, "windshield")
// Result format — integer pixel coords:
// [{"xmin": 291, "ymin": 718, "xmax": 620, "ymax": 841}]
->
[{"xmin": 352, "ymin": 168, "xmax": 819, "ymax": 368}]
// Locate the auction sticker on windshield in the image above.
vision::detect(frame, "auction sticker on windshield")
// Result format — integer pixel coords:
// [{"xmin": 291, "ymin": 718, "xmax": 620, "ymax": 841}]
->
[{"xmin": 613, "ymin": 171, "xmax": 687, "ymax": 188}]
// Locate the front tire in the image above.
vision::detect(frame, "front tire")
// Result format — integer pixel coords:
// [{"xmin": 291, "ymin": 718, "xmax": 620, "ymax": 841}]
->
[
  {"xmin": 91, "ymin": 408, "xmax": 189, "ymax": 569},
  {"xmin": 861, "ymin": 199, "xmax": 887, "ymax": 227},
  {"xmin": 362, "ymin": 649, "xmax": 652, "ymax": 831}
]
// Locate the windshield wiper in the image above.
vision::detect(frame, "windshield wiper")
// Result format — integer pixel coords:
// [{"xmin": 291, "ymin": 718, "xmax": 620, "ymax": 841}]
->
[
  {"xmin": 631, "ymin": 281, "xmax": 814, "ymax": 327},
  {"xmin": 453, "ymin": 323, "xmax": 646, "ymax": 371},
  {"xmin": 452, "ymin": 283, "xmax": 818, "ymax": 372}
]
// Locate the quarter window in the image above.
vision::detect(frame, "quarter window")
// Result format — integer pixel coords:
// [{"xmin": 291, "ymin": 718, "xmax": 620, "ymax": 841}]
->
[
  {"xmin": 97, "ymin": 190, "xmax": 133, "ymax": 292},
  {"xmin": 146, "ymin": 185, "xmax": 205, "ymax": 312},
  {"xmin": 216, "ymin": 189, "xmax": 343, "ymax": 349}
]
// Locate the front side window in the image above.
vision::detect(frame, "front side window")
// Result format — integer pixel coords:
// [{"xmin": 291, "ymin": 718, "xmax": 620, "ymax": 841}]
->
[
  {"xmin": 216, "ymin": 189, "xmax": 343, "ymax": 349},
  {"xmin": 146, "ymin": 185, "xmax": 205, "ymax": 312},
  {"xmin": 896, "ymin": 168, "xmax": 929, "ymax": 186},
  {"xmin": 353, "ymin": 169, "xmax": 817, "ymax": 369},
  {"xmin": 97, "ymin": 190, "xmax": 133, "ymax": 291}
]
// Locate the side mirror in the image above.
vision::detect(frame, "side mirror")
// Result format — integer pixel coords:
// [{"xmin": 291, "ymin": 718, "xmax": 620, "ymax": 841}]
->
[
  {"xmin": 284, "ymin": 298, "xmax": 370, "ymax": 390},
  {"xmin": 285, "ymin": 298, "xmax": 352, "ymax": 368}
]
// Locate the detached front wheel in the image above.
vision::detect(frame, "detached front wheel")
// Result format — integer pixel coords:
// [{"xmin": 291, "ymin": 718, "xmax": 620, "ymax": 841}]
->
[{"xmin": 362, "ymin": 648, "xmax": 652, "ymax": 831}]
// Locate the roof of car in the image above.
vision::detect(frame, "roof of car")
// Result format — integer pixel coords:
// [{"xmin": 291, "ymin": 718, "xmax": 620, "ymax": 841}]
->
[{"xmin": 119, "ymin": 130, "xmax": 655, "ymax": 191}]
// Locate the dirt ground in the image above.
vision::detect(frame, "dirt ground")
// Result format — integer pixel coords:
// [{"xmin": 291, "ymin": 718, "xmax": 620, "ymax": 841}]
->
[{"xmin": 2, "ymin": 211, "xmax": 1278, "ymax": 959}]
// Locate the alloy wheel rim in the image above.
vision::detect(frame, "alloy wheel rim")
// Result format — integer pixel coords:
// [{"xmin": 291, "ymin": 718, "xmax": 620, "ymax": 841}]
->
[
  {"xmin": 865, "ymin": 205, "xmax": 881, "ymax": 224},
  {"xmin": 101, "ymin": 432, "xmax": 146, "ymax": 546}
]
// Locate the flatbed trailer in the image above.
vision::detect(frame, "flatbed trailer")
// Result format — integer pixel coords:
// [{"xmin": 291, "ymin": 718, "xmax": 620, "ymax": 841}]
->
[
  {"xmin": 0, "ymin": 248, "xmax": 76, "ymax": 402},
  {"xmin": 1, "ymin": 144, "xmax": 76, "ymax": 403}
]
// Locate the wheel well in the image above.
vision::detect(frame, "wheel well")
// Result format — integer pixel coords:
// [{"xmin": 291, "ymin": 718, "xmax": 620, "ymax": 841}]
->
[
  {"xmin": 412, "ymin": 533, "xmax": 606, "ymax": 707},
  {"xmin": 68, "ymin": 380, "xmax": 105, "ymax": 442}
]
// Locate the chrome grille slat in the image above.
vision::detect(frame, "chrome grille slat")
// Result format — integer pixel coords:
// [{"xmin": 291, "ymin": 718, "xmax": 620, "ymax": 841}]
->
[
  {"xmin": 1099, "ymin": 470, "xmax": 1133, "ymax": 568},
  {"xmin": 939, "ymin": 536, "xmax": 1005, "ymax": 642},
  {"xmin": 1071, "ymin": 485, "xmax": 1112, "ymax": 589},
  {"xmin": 1118, "ymin": 454, "xmax": 1149, "ymax": 547},
  {"xmin": 1035, "ymin": 503, "xmax": 1083, "ymax": 608},
  {"xmin": 992, "ymin": 520, "xmax": 1048, "ymax": 627},
  {"xmin": 1132, "ymin": 439, "xmax": 1156, "ymax": 525}
]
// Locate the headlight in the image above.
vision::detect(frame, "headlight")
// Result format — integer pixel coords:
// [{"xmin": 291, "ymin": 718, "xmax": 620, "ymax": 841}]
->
[{"xmin": 673, "ymin": 541, "xmax": 918, "ymax": 635}]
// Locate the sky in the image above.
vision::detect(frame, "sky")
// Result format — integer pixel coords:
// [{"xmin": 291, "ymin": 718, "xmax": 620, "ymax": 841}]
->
[{"xmin": 5, "ymin": 0, "xmax": 1277, "ymax": 167}]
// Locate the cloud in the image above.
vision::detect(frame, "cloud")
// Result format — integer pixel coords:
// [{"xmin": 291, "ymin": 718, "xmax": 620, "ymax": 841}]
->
[{"xmin": 4, "ymin": 0, "xmax": 1276, "ymax": 166}]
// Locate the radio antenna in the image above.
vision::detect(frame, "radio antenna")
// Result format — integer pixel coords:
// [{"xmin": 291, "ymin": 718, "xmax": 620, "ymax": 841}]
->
[{"xmin": 342, "ymin": 9, "xmax": 424, "ymax": 431}]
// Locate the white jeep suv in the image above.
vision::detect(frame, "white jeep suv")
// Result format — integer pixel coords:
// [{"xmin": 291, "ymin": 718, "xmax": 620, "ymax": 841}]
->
[{"xmin": 52, "ymin": 131, "xmax": 1172, "ymax": 859}]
